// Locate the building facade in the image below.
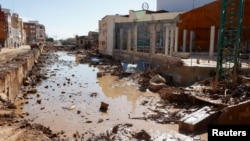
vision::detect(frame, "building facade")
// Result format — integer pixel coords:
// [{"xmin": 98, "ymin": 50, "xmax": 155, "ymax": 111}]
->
[
  {"xmin": 0, "ymin": 7, "xmax": 6, "ymax": 47},
  {"xmin": 99, "ymin": 15, "xmax": 128, "ymax": 55},
  {"xmin": 76, "ymin": 31, "xmax": 98, "ymax": 49},
  {"xmin": 177, "ymin": 0, "xmax": 250, "ymax": 52},
  {"xmin": 36, "ymin": 24, "xmax": 45, "ymax": 42},
  {"xmin": 76, "ymin": 35, "xmax": 87, "ymax": 49},
  {"xmin": 99, "ymin": 10, "xmax": 181, "ymax": 56},
  {"xmin": 11, "ymin": 13, "xmax": 22, "ymax": 47},
  {"xmin": 0, "ymin": 5, "xmax": 45, "ymax": 48},
  {"xmin": 99, "ymin": 0, "xmax": 250, "ymax": 57},
  {"xmin": 24, "ymin": 21, "xmax": 45, "ymax": 44},
  {"xmin": 2, "ymin": 8, "xmax": 12, "ymax": 48}
]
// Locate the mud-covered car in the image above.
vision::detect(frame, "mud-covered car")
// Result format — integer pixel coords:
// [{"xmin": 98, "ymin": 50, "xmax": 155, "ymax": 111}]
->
[{"xmin": 30, "ymin": 42, "xmax": 40, "ymax": 49}]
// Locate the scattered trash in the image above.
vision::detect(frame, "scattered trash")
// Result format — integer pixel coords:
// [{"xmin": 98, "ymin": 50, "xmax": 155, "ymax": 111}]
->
[
  {"xmin": 97, "ymin": 72, "xmax": 105, "ymax": 78},
  {"xmin": 121, "ymin": 62, "xmax": 137, "ymax": 73},
  {"xmin": 90, "ymin": 92, "xmax": 97, "ymax": 97},
  {"xmin": 97, "ymin": 118, "xmax": 104, "ymax": 123},
  {"xmin": 68, "ymin": 105, "xmax": 76, "ymax": 110},
  {"xmin": 148, "ymin": 74, "xmax": 167, "ymax": 92},
  {"xmin": 37, "ymin": 99, "xmax": 42, "ymax": 104},
  {"xmin": 99, "ymin": 102, "xmax": 109, "ymax": 112}
]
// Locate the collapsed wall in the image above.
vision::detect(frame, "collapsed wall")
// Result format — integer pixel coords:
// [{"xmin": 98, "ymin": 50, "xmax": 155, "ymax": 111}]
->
[
  {"xmin": 112, "ymin": 50, "xmax": 215, "ymax": 86},
  {"xmin": 0, "ymin": 47, "xmax": 43, "ymax": 103}
]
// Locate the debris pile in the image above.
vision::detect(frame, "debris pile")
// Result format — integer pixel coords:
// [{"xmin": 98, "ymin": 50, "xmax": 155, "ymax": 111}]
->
[
  {"xmin": 183, "ymin": 76, "xmax": 250, "ymax": 106},
  {"xmin": 87, "ymin": 123, "xmax": 192, "ymax": 141}
]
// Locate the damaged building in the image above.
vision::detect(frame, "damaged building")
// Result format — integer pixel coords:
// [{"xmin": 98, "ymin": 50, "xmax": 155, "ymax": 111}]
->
[
  {"xmin": 98, "ymin": 0, "xmax": 250, "ymax": 134},
  {"xmin": 98, "ymin": 0, "xmax": 250, "ymax": 86},
  {"xmin": 76, "ymin": 31, "xmax": 98, "ymax": 50}
]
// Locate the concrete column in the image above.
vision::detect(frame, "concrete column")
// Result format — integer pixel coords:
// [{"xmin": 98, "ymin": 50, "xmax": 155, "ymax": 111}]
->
[
  {"xmin": 174, "ymin": 27, "xmax": 179, "ymax": 53},
  {"xmin": 149, "ymin": 24, "xmax": 156, "ymax": 56},
  {"xmin": 209, "ymin": 26, "xmax": 215, "ymax": 58},
  {"xmin": 170, "ymin": 26, "xmax": 175, "ymax": 56},
  {"xmin": 134, "ymin": 24, "xmax": 137, "ymax": 53},
  {"xmin": 120, "ymin": 28, "xmax": 123, "ymax": 50},
  {"xmin": 165, "ymin": 26, "xmax": 170, "ymax": 55},
  {"xmin": 127, "ymin": 29, "xmax": 131, "ymax": 52},
  {"xmin": 183, "ymin": 29, "xmax": 187, "ymax": 52},
  {"xmin": 189, "ymin": 31, "xmax": 194, "ymax": 53}
]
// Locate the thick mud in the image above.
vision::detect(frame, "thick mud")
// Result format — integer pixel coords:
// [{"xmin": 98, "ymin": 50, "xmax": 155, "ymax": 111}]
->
[{"xmin": 14, "ymin": 50, "xmax": 199, "ymax": 140}]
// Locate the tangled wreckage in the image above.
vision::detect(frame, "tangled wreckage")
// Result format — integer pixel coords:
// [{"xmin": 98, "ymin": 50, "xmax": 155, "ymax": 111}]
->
[
  {"xmin": 116, "ymin": 59, "xmax": 250, "ymax": 134},
  {"xmin": 1, "ymin": 45, "xmax": 249, "ymax": 140},
  {"xmin": 80, "ymin": 51, "xmax": 249, "ymax": 140}
]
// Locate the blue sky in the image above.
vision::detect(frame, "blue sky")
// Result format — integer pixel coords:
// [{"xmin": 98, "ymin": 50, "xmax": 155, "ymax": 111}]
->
[{"xmin": 0, "ymin": 0, "xmax": 156, "ymax": 39}]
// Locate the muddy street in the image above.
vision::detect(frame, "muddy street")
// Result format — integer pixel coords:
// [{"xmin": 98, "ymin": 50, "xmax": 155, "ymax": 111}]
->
[
  {"xmin": 2, "ymin": 45, "xmax": 250, "ymax": 141},
  {"xmin": 11, "ymin": 47, "xmax": 203, "ymax": 140}
]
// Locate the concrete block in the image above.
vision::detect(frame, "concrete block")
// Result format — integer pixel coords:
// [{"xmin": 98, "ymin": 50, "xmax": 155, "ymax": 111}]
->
[{"xmin": 178, "ymin": 106, "xmax": 219, "ymax": 133}]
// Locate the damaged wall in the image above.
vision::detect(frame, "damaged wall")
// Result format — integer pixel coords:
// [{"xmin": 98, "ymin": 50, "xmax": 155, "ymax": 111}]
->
[
  {"xmin": 0, "ymin": 47, "xmax": 42, "ymax": 102},
  {"xmin": 113, "ymin": 50, "xmax": 215, "ymax": 86}
]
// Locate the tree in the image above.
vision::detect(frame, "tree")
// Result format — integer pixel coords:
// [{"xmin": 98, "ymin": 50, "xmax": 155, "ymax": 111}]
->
[{"xmin": 46, "ymin": 37, "xmax": 54, "ymax": 42}]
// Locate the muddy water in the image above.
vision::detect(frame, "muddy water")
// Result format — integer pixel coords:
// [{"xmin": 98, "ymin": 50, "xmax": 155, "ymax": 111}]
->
[{"xmin": 21, "ymin": 51, "xmax": 197, "ymax": 139}]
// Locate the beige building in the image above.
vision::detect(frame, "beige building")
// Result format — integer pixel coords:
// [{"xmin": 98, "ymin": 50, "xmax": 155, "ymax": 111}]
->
[
  {"xmin": 76, "ymin": 35, "xmax": 87, "ymax": 49},
  {"xmin": 98, "ymin": 10, "xmax": 181, "ymax": 56},
  {"xmin": 18, "ymin": 18, "xmax": 27, "ymax": 45},
  {"xmin": 76, "ymin": 31, "xmax": 98, "ymax": 49},
  {"xmin": 98, "ymin": 15, "xmax": 128, "ymax": 55},
  {"xmin": 11, "ymin": 13, "xmax": 21, "ymax": 47}
]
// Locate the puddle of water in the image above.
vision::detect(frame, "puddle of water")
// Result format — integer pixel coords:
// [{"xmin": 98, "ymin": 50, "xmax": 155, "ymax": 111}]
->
[
  {"xmin": 20, "ymin": 52, "xmax": 155, "ymax": 134},
  {"xmin": 19, "ymin": 51, "xmax": 203, "ymax": 140}
]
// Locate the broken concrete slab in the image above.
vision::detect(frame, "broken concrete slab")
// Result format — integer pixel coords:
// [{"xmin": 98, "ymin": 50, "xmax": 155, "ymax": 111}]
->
[{"xmin": 178, "ymin": 106, "xmax": 220, "ymax": 133}]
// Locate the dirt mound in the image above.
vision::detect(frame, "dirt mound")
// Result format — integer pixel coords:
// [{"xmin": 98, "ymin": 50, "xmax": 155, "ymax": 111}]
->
[{"xmin": 0, "ymin": 112, "xmax": 60, "ymax": 141}]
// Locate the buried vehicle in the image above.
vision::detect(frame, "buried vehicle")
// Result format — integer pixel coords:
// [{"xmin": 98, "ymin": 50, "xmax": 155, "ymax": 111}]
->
[{"xmin": 30, "ymin": 42, "xmax": 41, "ymax": 49}]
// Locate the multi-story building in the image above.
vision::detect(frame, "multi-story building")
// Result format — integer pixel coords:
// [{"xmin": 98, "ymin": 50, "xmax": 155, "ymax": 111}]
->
[
  {"xmin": 100, "ymin": 0, "xmax": 250, "ymax": 57},
  {"xmin": 1, "ymin": 6, "xmax": 44, "ymax": 48},
  {"xmin": 76, "ymin": 35, "xmax": 87, "ymax": 49},
  {"xmin": 19, "ymin": 18, "xmax": 26, "ymax": 45},
  {"xmin": 11, "ymin": 13, "xmax": 21, "ymax": 47},
  {"xmin": 24, "ymin": 20, "xmax": 45, "ymax": 44},
  {"xmin": 0, "ymin": 6, "xmax": 6, "ymax": 47},
  {"xmin": 36, "ymin": 23, "xmax": 45, "ymax": 43},
  {"xmin": 76, "ymin": 31, "xmax": 98, "ymax": 49},
  {"xmin": 98, "ymin": 15, "xmax": 129, "ymax": 55},
  {"xmin": 99, "ymin": 10, "xmax": 181, "ymax": 55},
  {"xmin": 2, "ymin": 8, "xmax": 12, "ymax": 48},
  {"xmin": 24, "ymin": 21, "xmax": 38, "ymax": 44},
  {"xmin": 157, "ymin": 0, "xmax": 215, "ymax": 12},
  {"xmin": 88, "ymin": 31, "xmax": 98, "ymax": 48},
  {"xmin": 18, "ymin": 18, "xmax": 26, "ymax": 45}
]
